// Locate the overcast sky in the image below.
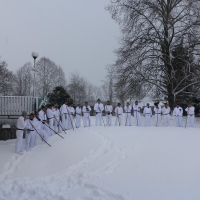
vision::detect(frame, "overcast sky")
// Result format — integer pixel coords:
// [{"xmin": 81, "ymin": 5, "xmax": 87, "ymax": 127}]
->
[{"xmin": 0, "ymin": 0, "xmax": 120, "ymax": 86}]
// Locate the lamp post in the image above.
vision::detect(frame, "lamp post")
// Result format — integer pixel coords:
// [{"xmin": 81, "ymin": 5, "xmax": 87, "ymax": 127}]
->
[{"xmin": 32, "ymin": 51, "xmax": 39, "ymax": 112}]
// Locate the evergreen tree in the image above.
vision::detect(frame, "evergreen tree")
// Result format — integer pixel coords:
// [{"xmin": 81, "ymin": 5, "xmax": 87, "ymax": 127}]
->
[{"xmin": 45, "ymin": 86, "xmax": 73, "ymax": 108}]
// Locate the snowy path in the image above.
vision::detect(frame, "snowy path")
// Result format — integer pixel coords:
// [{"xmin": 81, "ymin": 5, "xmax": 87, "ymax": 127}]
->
[{"xmin": 1, "ymin": 120, "xmax": 200, "ymax": 199}]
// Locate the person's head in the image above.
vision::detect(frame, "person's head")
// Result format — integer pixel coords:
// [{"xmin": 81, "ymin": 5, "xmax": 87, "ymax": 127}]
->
[
  {"xmin": 70, "ymin": 102, "xmax": 73, "ymax": 107},
  {"xmin": 176, "ymin": 103, "xmax": 180, "ymax": 108},
  {"xmin": 154, "ymin": 102, "xmax": 158, "ymax": 107},
  {"xmin": 97, "ymin": 99, "xmax": 101, "ymax": 103},
  {"xmin": 117, "ymin": 103, "xmax": 121, "ymax": 107},
  {"xmin": 85, "ymin": 102, "xmax": 88, "ymax": 106},
  {"xmin": 126, "ymin": 102, "xmax": 130, "ymax": 106},
  {"xmin": 147, "ymin": 103, "xmax": 149, "ymax": 107},
  {"xmin": 29, "ymin": 113, "xmax": 34, "ymax": 120},
  {"xmin": 107, "ymin": 101, "xmax": 110, "ymax": 105},
  {"xmin": 164, "ymin": 102, "xmax": 168, "ymax": 107},
  {"xmin": 188, "ymin": 102, "xmax": 192, "ymax": 107},
  {"xmin": 22, "ymin": 111, "xmax": 27, "ymax": 119},
  {"xmin": 54, "ymin": 104, "xmax": 58, "ymax": 109},
  {"xmin": 77, "ymin": 104, "xmax": 80, "ymax": 107},
  {"xmin": 35, "ymin": 112, "xmax": 39, "ymax": 117},
  {"xmin": 41, "ymin": 105, "xmax": 46, "ymax": 111},
  {"xmin": 135, "ymin": 101, "xmax": 138, "ymax": 105},
  {"xmin": 64, "ymin": 101, "xmax": 68, "ymax": 105},
  {"xmin": 48, "ymin": 104, "xmax": 53, "ymax": 109}
]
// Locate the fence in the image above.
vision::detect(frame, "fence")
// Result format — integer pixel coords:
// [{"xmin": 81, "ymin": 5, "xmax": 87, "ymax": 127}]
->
[{"xmin": 0, "ymin": 96, "xmax": 39, "ymax": 115}]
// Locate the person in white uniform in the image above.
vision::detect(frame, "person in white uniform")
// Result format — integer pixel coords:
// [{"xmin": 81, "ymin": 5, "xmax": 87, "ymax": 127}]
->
[
  {"xmin": 105, "ymin": 101, "xmax": 113, "ymax": 126},
  {"xmin": 34, "ymin": 112, "xmax": 49, "ymax": 142},
  {"xmin": 67, "ymin": 102, "xmax": 75, "ymax": 130},
  {"xmin": 60, "ymin": 101, "xmax": 68, "ymax": 130},
  {"xmin": 173, "ymin": 103, "xmax": 183, "ymax": 127},
  {"xmin": 115, "ymin": 103, "xmax": 123, "ymax": 126},
  {"xmin": 53, "ymin": 104, "xmax": 62, "ymax": 133},
  {"xmin": 46, "ymin": 105, "xmax": 55, "ymax": 136},
  {"xmin": 185, "ymin": 102, "xmax": 195, "ymax": 127},
  {"xmin": 124, "ymin": 102, "xmax": 132, "ymax": 126},
  {"xmin": 154, "ymin": 102, "xmax": 161, "ymax": 126},
  {"xmin": 15, "ymin": 111, "xmax": 27, "ymax": 154},
  {"xmin": 82, "ymin": 102, "xmax": 91, "ymax": 127},
  {"xmin": 25, "ymin": 113, "xmax": 36, "ymax": 151},
  {"xmin": 75, "ymin": 104, "xmax": 82, "ymax": 128},
  {"xmin": 161, "ymin": 103, "xmax": 171, "ymax": 126},
  {"xmin": 133, "ymin": 101, "xmax": 142, "ymax": 126},
  {"xmin": 38, "ymin": 106, "xmax": 49, "ymax": 135},
  {"xmin": 94, "ymin": 99, "xmax": 104, "ymax": 126},
  {"xmin": 143, "ymin": 103, "xmax": 152, "ymax": 126}
]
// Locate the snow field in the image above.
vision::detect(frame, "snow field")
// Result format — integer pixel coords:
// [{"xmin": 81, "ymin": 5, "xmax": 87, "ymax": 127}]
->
[{"xmin": 0, "ymin": 116, "xmax": 200, "ymax": 200}]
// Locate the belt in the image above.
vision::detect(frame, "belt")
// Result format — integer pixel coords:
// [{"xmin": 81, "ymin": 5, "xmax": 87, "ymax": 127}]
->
[
  {"xmin": 125, "ymin": 112, "xmax": 131, "ymax": 113},
  {"xmin": 163, "ymin": 113, "xmax": 170, "ymax": 115},
  {"xmin": 16, "ymin": 128, "xmax": 24, "ymax": 131},
  {"xmin": 155, "ymin": 113, "xmax": 161, "ymax": 114}
]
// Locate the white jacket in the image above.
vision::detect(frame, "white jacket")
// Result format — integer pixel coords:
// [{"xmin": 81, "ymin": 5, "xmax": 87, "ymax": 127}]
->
[
  {"xmin": 115, "ymin": 107, "xmax": 123, "ymax": 115},
  {"xmin": 185, "ymin": 106, "xmax": 195, "ymax": 115},
  {"xmin": 82, "ymin": 105, "xmax": 91, "ymax": 113},
  {"xmin": 173, "ymin": 107, "xmax": 183, "ymax": 116},
  {"xmin": 16, "ymin": 116, "xmax": 26, "ymax": 130},
  {"xmin": 143, "ymin": 107, "xmax": 152, "ymax": 116},
  {"xmin": 162, "ymin": 107, "xmax": 171, "ymax": 115},
  {"xmin": 68, "ymin": 106, "xmax": 75, "ymax": 115},
  {"xmin": 46, "ymin": 108, "xmax": 55, "ymax": 119},
  {"xmin": 76, "ymin": 106, "xmax": 82, "ymax": 114},
  {"xmin": 39, "ymin": 110, "xmax": 47, "ymax": 121},
  {"xmin": 60, "ymin": 104, "xmax": 68, "ymax": 114},
  {"xmin": 94, "ymin": 103, "xmax": 104, "ymax": 113},
  {"xmin": 124, "ymin": 105, "xmax": 132, "ymax": 113},
  {"xmin": 105, "ymin": 105, "xmax": 113, "ymax": 113},
  {"xmin": 154, "ymin": 106, "xmax": 162, "ymax": 114}
]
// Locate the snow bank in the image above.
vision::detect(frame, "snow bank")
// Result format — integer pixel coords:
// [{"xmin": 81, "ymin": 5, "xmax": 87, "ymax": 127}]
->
[{"xmin": 0, "ymin": 117, "xmax": 200, "ymax": 200}]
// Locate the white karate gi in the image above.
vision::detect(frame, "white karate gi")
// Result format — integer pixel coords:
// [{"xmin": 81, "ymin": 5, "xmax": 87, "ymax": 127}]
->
[
  {"xmin": 67, "ymin": 106, "xmax": 75, "ymax": 130},
  {"xmin": 154, "ymin": 106, "xmax": 161, "ymax": 126},
  {"xmin": 25, "ymin": 119, "xmax": 37, "ymax": 151},
  {"xmin": 161, "ymin": 106, "xmax": 171, "ymax": 126},
  {"xmin": 82, "ymin": 105, "xmax": 91, "ymax": 127},
  {"xmin": 133, "ymin": 104, "xmax": 142, "ymax": 126},
  {"xmin": 46, "ymin": 108, "xmax": 55, "ymax": 136},
  {"xmin": 124, "ymin": 105, "xmax": 132, "ymax": 126},
  {"xmin": 94, "ymin": 103, "xmax": 104, "ymax": 126},
  {"xmin": 38, "ymin": 109, "xmax": 49, "ymax": 134},
  {"xmin": 53, "ymin": 109, "xmax": 62, "ymax": 133},
  {"xmin": 185, "ymin": 106, "xmax": 195, "ymax": 127},
  {"xmin": 105, "ymin": 105, "xmax": 113, "ymax": 126},
  {"xmin": 15, "ymin": 116, "xmax": 26, "ymax": 154},
  {"xmin": 75, "ymin": 106, "xmax": 82, "ymax": 128},
  {"xmin": 60, "ymin": 104, "xmax": 68, "ymax": 130},
  {"xmin": 115, "ymin": 106, "xmax": 123, "ymax": 126},
  {"xmin": 173, "ymin": 107, "xmax": 183, "ymax": 127},
  {"xmin": 143, "ymin": 106, "xmax": 152, "ymax": 126},
  {"xmin": 34, "ymin": 117, "xmax": 49, "ymax": 142}
]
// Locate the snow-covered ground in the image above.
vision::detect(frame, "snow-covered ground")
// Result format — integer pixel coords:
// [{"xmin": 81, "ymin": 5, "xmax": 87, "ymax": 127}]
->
[{"xmin": 1, "ymin": 116, "xmax": 200, "ymax": 200}]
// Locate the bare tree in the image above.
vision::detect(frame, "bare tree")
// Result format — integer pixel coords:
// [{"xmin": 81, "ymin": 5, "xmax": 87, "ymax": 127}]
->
[
  {"xmin": 13, "ymin": 62, "xmax": 33, "ymax": 96},
  {"xmin": 107, "ymin": 0, "xmax": 200, "ymax": 109},
  {"xmin": 35, "ymin": 57, "xmax": 67, "ymax": 98},
  {"xmin": 0, "ymin": 61, "xmax": 14, "ymax": 95}
]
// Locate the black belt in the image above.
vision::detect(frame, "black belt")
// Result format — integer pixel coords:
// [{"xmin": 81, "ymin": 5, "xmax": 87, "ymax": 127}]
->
[
  {"xmin": 163, "ymin": 113, "xmax": 170, "ymax": 115},
  {"xmin": 16, "ymin": 128, "xmax": 24, "ymax": 131},
  {"xmin": 125, "ymin": 112, "xmax": 131, "ymax": 113},
  {"xmin": 155, "ymin": 113, "xmax": 161, "ymax": 114}
]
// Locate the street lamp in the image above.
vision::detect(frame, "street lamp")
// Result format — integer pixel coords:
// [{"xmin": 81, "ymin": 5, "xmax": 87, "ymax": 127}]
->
[{"xmin": 32, "ymin": 51, "xmax": 39, "ymax": 111}]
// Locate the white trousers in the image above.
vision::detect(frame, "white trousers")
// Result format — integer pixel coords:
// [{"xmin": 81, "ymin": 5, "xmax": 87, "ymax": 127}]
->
[
  {"xmin": 25, "ymin": 131, "xmax": 34, "ymax": 151},
  {"xmin": 144, "ymin": 114, "xmax": 151, "ymax": 126},
  {"xmin": 62, "ymin": 114, "xmax": 67, "ymax": 130},
  {"xmin": 54, "ymin": 116, "xmax": 62, "ymax": 133},
  {"xmin": 163, "ymin": 114, "xmax": 170, "ymax": 126},
  {"xmin": 125, "ymin": 113, "xmax": 132, "ymax": 126},
  {"xmin": 115, "ymin": 115, "xmax": 122, "ymax": 126},
  {"xmin": 134, "ymin": 112, "xmax": 141, "ymax": 126},
  {"xmin": 175, "ymin": 116, "xmax": 182, "ymax": 127},
  {"xmin": 154, "ymin": 114, "xmax": 161, "ymax": 126},
  {"xmin": 106, "ymin": 114, "xmax": 112, "ymax": 126},
  {"xmin": 76, "ymin": 114, "xmax": 81, "ymax": 128},
  {"xmin": 186, "ymin": 115, "xmax": 194, "ymax": 127},
  {"xmin": 48, "ymin": 118, "xmax": 54, "ymax": 136},
  {"xmin": 68, "ymin": 114, "xmax": 74, "ymax": 130},
  {"xmin": 30, "ymin": 131, "xmax": 37, "ymax": 148},
  {"xmin": 96, "ymin": 113, "xmax": 102, "ymax": 126},
  {"xmin": 37, "ymin": 129, "xmax": 49, "ymax": 142},
  {"xmin": 84, "ymin": 113, "xmax": 91, "ymax": 127},
  {"xmin": 15, "ymin": 130, "xmax": 24, "ymax": 154}
]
